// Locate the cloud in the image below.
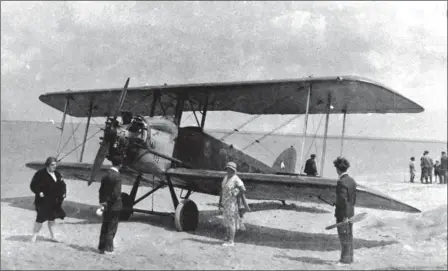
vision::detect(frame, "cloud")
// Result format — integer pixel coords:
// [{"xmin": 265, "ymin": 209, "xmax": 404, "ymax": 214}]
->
[{"xmin": 0, "ymin": 1, "xmax": 446, "ymax": 140}]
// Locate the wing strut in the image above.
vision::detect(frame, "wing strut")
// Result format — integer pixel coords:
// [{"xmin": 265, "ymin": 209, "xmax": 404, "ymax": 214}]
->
[
  {"xmin": 340, "ymin": 109, "xmax": 347, "ymax": 156},
  {"xmin": 299, "ymin": 84, "xmax": 311, "ymax": 173},
  {"xmin": 79, "ymin": 99, "xmax": 93, "ymax": 162},
  {"xmin": 56, "ymin": 94, "xmax": 70, "ymax": 155},
  {"xmin": 200, "ymin": 94, "xmax": 209, "ymax": 130},
  {"xmin": 150, "ymin": 90, "xmax": 160, "ymax": 117},
  {"xmin": 56, "ymin": 94, "xmax": 69, "ymax": 131},
  {"xmin": 320, "ymin": 94, "xmax": 331, "ymax": 176}
]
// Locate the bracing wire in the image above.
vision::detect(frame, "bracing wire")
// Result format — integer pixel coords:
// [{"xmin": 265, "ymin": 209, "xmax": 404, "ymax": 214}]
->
[
  {"xmin": 57, "ymin": 129, "xmax": 102, "ymax": 162},
  {"xmin": 301, "ymin": 114, "xmax": 324, "ymax": 172},
  {"xmin": 241, "ymin": 115, "xmax": 302, "ymax": 152},
  {"xmin": 55, "ymin": 98, "xmax": 110, "ymax": 160},
  {"xmin": 220, "ymin": 115, "xmax": 261, "ymax": 141},
  {"xmin": 56, "ymin": 121, "xmax": 83, "ymax": 158}
]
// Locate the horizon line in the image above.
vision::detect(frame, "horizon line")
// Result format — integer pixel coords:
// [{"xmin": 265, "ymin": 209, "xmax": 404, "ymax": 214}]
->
[{"xmin": 2, "ymin": 119, "xmax": 446, "ymax": 144}]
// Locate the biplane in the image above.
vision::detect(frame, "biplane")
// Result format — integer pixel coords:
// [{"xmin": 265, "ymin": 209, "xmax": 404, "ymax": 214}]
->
[{"xmin": 26, "ymin": 75, "xmax": 424, "ymax": 232}]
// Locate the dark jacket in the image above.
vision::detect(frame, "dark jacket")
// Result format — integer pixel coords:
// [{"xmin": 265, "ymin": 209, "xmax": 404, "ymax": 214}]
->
[
  {"xmin": 335, "ymin": 173, "xmax": 356, "ymax": 220},
  {"xmin": 441, "ymin": 156, "xmax": 447, "ymax": 171},
  {"xmin": 99, "ymin": 168, "xmax": 123, "ymax": 211},
  {"xmin": 30, "ymin": 168, "xmax": 66, "ymax": 207},
  {"xmin": 304, "ymin": 158, "xmax": 317, "ymax": 176}
]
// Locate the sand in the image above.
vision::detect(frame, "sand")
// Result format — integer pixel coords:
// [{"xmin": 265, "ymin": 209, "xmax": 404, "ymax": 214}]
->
[{"xmin": 1, "ymin": 172, "xmax": 447, "ymax": 270}]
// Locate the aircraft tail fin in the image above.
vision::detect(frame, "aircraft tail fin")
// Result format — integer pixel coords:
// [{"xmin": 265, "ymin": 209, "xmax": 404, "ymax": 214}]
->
[{"xmin": 272, "ymin": 146, "xmax": 297, "ymax": 174}]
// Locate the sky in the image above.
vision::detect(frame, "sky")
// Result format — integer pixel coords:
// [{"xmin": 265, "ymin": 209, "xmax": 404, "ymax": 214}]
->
[{"xmin": 1, "ymin": 1, "xmax": 447, "ymax": 140}]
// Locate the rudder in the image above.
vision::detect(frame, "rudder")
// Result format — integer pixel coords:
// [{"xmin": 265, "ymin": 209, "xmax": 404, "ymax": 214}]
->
[{"xmin": 272, "ymin": 146, "xmax": 297, "ymax": 174}]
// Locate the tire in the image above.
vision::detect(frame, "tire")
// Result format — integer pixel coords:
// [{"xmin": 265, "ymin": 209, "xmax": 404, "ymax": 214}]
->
[{"xmin": 174, "ymin": 199, "xmax": 199, "ymax": 232}]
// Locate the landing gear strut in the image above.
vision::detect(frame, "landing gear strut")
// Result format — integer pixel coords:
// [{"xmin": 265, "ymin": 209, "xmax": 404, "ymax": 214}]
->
[
  {"xmin": 120, "ymin": 192, "xmax": 133, "ymax": 221},
  {"xmin": 118, "ymin": 174, "xmax": 200, "ymax": 232}
]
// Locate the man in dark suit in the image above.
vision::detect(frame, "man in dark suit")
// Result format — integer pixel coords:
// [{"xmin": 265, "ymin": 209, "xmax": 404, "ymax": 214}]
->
[
  {"xmin": 333, "ymin": 156, "xmax": 356, "ymax": 264},
  {"xmin": 304, "ymin": 154, "xmax": 318, "ymax": 176},
  {"xmin": 98, "ymin": 156, "xmax": 123, "ymax": 254}
]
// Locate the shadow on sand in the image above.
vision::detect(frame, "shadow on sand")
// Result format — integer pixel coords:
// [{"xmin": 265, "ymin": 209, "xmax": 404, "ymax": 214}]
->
[
  {"xmin": 2, "ymin": 196, "xmax": 396, "ymax": 251},
  {"xmin": 207, "ymin": 201, "xmax": 331, "ymax": 214},
  {"xmin": 1, "ymin": 196, "xmax": 102, "ymax": 224},
  {"xmin": 5, "ymin": 235, "xmax": 58, "ymax": 243},
  {"xmin": 183, "ymin": 209, "xmax": 397, "ymax": 251},
  {"xmin": 275, "ymin": 254, "xmax": 335, "ymax": 265},
  {"xmin": 5, "ymin": 234, "xmax": 98, "ymax": 254}
]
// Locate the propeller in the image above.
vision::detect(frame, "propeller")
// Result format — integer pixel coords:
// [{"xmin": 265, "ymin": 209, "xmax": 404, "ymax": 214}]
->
[{"xmin": 88, "ymin": 78, "xmax": 130, "ymax": 186}]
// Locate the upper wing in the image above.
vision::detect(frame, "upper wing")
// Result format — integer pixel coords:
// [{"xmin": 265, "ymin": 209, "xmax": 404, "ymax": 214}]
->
[
  {"xmin": 39, "ymin": 75, "xmax": 424, "ymax": 117},
  {"xmin": 166, "ymin": 168, "xmax": 421, "ymax": 213}
]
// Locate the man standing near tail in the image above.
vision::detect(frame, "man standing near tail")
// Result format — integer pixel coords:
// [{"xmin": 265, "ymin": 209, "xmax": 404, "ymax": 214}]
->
[
  {"xmin": 304, "ymin": 154, "xmax": 318, "ymax": 176},
  {"xmin": 98, "ymin": 156, "xmax": 123, "ymax": 254},
  {"xmin": 333, "ymin": 156, "xmax": 356, "ymax": 264}
]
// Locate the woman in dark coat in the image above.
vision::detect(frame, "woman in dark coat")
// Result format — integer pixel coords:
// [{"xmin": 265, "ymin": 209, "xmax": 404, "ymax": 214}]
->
[{"xmin": 30, "ymin": 156, "xmax": 66, "ymax": 242}]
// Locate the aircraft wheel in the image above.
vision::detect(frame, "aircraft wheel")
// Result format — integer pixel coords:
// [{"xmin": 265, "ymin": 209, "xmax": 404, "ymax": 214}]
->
[
  {"xmin": 174, "ymin": 199, "xmax": 199, "ymax": 232},
  {"xmin": 119, "ymin": 192, "xmax": 133, "ymax": 221}
]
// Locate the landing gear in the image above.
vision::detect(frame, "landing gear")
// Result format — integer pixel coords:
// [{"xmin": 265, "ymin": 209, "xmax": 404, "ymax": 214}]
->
[
  {"xmin": 119, "ymin": 192, "xmax": 133, "ymax": 221},
  {"xmin": 174, "ymin": 199, "xmax": 199, "ymax": 232},
  {"xmin": 118, "ymin": 174, "xmax": 200, "ymax": 232}
]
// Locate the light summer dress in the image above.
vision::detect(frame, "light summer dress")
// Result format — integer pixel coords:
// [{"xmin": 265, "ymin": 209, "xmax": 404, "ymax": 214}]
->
[{"xmin": 221, "ymin": 174, "xmax": 245, "ymax": 228}]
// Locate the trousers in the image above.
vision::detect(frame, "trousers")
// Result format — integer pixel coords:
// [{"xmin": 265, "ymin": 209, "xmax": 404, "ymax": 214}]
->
[
  {"xmin": 337, "ymin": 218, "xmax": 353, "ymax": 264},
  {"xmin": 98, "ymin": 210, "xmax": 120, "ymax": 251}
]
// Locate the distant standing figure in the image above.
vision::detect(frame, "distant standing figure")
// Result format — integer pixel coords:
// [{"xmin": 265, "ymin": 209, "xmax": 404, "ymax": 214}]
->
[
  {"xmin": 434, "ymin": 161, "xmax": 441, "ymax": 184},
  {"xmin": 333, "ymin": 157, "xmax": 357, "ymax": 264},
  {"xmin": 304, "ymin": 154, "xmax": 318, "ymax": 176},
  {"xmin": 409, "ymin": 157, "xmax": 416, "ymax": 183},
  {"xmin": 98, "ymin": 156, "xmax": 123, "ymax": 254},
  {"xmin": 30, "ymin": 156, "xmax": 67, "ymax": 243},
  {"xmin": 440, "ymin": 152, "xmax": 447, "ymax": 184},
  {"xmin": 218, "ymin": 162, "xmax": 251, "ymax": 247},
  {"xmin": 420, "ymin": 151, "xmax": 433, "ymax": 184}
]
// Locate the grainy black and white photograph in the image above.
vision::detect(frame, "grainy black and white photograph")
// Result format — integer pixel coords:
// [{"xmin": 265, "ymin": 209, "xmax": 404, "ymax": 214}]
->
[{"xmin": 1, "ymin": 1, "xmax": 447, "ymax": 270}]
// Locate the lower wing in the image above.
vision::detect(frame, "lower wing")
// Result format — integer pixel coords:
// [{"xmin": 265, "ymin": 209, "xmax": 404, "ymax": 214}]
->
[
  {"xmin": 25, "ymin": 162, "xmax": 420, "ymax": 213},
  {"xmin": 25, "ymin": 161, "xmax": 159, "ymax": 187},
  {"xmin": 166, "ymin": 168, "xmax": 421, "ymax": 213}
]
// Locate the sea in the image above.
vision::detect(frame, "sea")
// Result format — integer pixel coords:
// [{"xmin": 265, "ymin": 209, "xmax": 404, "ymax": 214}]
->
[{"xmin": 1, "ymin": 120, "xmax": 447, "ymax": 192}]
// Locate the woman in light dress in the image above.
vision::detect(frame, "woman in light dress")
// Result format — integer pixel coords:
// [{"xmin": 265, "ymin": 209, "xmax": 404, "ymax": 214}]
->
[{"xmin": 218, "ymin": 162, "xmax": 251, "ymax": 246}]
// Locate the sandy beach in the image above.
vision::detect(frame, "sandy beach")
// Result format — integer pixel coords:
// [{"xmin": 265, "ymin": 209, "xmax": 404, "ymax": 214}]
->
[
  {"xmin": 1, "ymin": 121, "xmax": 447, "ymax": 270},
  {"xmin": 1, "ymin": 171, "xmax": 446, "ymax": 270}
]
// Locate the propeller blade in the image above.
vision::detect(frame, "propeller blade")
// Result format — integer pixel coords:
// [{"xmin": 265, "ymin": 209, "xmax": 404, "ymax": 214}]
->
[
  {"xmin": 113, "ymin": 77, "xmax": 130, "ymax": 119},
  {"xmin": 88, "ymin": 141, "xmax": 110, "ymax": 186}
]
